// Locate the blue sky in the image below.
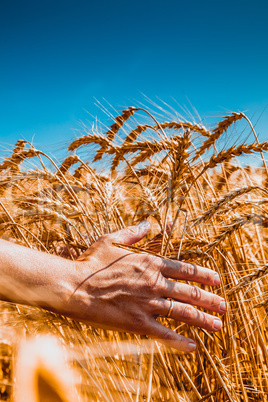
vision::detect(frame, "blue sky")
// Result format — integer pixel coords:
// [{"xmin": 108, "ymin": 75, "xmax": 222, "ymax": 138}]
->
[{"xmin": 0, "ymin": 0, "xmax": 267, "ymax": 156}]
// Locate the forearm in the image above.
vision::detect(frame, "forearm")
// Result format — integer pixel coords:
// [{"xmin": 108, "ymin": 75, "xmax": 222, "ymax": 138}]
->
[{"xmin": 0, "ymin": 239, "xmax": 75, "ymax": 311}]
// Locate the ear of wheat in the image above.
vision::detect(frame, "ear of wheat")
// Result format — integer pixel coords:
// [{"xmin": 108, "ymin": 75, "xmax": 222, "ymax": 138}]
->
[{"xmin": 0, "ymin": 105, "xmax": 268, "ymax": 401}]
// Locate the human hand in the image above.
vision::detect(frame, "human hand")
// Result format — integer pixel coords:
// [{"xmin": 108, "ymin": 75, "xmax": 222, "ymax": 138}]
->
[{"xmin": 62, "ymin": 221, "xmax": 226, "ymax": 352}]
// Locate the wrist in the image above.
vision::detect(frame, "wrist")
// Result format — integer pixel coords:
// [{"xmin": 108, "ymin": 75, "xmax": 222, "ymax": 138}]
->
[
  {"xmin": 54, "ymin": 258, "xmax": 96, "ymax": 323},
  {"xmin": 37, "ymin": 259, "xmax": 78, "ymax": 315}
]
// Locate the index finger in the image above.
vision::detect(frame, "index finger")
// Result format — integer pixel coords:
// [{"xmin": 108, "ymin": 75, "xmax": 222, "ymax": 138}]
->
[{"xmin": 159, "ymin": 259, "xmax": 220, "ymax": 286}]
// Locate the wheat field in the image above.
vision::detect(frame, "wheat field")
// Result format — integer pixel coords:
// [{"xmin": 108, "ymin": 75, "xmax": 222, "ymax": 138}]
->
[{"xmin": 0, "ymin": 104, "xmax": 267, "ymax": 401}]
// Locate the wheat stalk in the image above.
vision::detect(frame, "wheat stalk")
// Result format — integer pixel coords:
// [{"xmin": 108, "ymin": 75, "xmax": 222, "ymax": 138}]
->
[
  {"xmin": 1, "ymin": 105, "xmax": 268, "ymax": 401},
  {"xmin": 193, "ymin": 112, "xmax": 244, "ymax": 161},
  {"xmin": 192, "ymin": 185, "xmax": 268, "ymax": 226}
]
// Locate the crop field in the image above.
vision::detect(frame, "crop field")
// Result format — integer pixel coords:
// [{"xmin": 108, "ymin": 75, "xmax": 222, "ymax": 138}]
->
[{"xmin": 0, "ymin": 104, "xmax": 267, "ymax": 401}]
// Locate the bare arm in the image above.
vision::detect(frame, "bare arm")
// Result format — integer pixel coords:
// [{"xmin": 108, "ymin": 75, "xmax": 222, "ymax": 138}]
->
[
  {"xmin": 0, "ymin": 221, "xmax": 226, "ymax": 352},
  {"xmin": 0, "ymin": 238, "xmax": 75, "ymax": 311}
]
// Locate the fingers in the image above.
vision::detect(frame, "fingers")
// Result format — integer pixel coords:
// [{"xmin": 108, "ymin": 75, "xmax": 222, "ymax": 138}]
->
[
  {"xmin": 100, "ymin": 220, "xmax": 151, "ymax": 245},
  {"xmin": 158, "ymin": 299, "xmax": 223, "ymax": 332},
  {"xmin": 163, "ymin": 280, "xmax": 226, "ymax": 314},
  {"xmin": 160, "ymin": 259, "xmax": 221, "ymax": 286},
  {"xmin": 145, "ymin": 319, "xmax": 196, "ymax": 352}
]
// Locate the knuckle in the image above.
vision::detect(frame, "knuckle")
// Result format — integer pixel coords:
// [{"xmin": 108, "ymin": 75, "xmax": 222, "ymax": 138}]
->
[
  {"xmin": 143, "ymin": 277, "xmax": 155, "ymax": 290},
  {"xmin": 155, "ymin": 257, "xmax": 165, "ymax": 271},
  {"xmin": 142, "ymin": 255, "xmax": 163, "ymax": 272},
  {"xmin": 181, "ymin": 262, "xmax": 196, "ymax": 277},
  {"xmin": 186, "ymin": 263, "xmax": 196, "ymax": 276},
  {"xmin": 148, "ymin": 298, "xmax": 161, "ymax": 314},
  {"xmin": 141, "ymin": 254, "xmax": 154, "ymax": 269},
  {"xmin": 191, "ymin": 285, "xmax": 202, "ymax": 301},
  {"xmin": 182, "ymin": 305, "xmax": 197, "ymax": 321},
  {"xmin": 211, "ymin": 295, "xmax": 221, "ymax": 309},
  {"xmin": 200, "ymin": 311, "xmax": 209, "ymax": 327},
  {"xmin": 132, "ymin": 313, "xmax": 145, "ymax": 328},
  {"xmin": 97, "ymin": 234, "xmax": 110, "ymax": 244},
  {"xmin": 205, "ymin": 270, "xmax": 214, "ymax": 283},
  {"xmin": 143, "ymin": 274, "xmax": 164, "ymax": 293},
  {"xmin": 156, "ymin": 276, "xmax": 167, "ymax": 292}
]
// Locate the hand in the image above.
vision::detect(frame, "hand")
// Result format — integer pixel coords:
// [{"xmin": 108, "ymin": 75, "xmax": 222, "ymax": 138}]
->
[{"xmin": 61, "ymin": 221, "xmax": 226, "ymax": 352}]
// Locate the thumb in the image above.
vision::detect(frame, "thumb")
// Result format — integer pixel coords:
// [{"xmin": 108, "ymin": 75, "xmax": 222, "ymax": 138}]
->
[{"xmin": 109, "ymin": 220, "xmax": 151, "ymax": 245}]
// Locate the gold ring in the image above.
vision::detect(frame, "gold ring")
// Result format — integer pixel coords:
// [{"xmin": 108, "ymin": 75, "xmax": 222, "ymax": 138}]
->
[{"xmin": 166, "ymin": 299, "xmax": 174, "ymax": 318}]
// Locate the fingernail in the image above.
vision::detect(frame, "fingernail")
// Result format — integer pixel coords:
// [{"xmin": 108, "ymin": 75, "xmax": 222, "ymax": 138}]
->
[
  {"xmin": 137, "ymin": 220, "xmax": 150, "ymax": 229},
  {"xmin": 188, "ymin": 342, "xmax": 196, "ymax": 352},
  {"xmin": 220, "ymin": 300, "xmax": 227, "ymax": 313},
  {"xmin": 214, "ymin": 273, "xmax": 221, "ymax": 285},
  {"xmin": 213, "ymin": 319, "xmax": 222, "ymax": 331}
]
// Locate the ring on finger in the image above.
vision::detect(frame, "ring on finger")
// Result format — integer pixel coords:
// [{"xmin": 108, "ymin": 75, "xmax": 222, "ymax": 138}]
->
[{"xmin": 166, "ymin": 298, "xmax": 174, "ymax": 318}]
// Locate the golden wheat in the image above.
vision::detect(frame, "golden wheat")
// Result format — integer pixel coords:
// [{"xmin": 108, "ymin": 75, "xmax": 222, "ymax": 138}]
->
[{"xmin": 0, "ymin": 105, "xmax": 268, "ymax": 401}]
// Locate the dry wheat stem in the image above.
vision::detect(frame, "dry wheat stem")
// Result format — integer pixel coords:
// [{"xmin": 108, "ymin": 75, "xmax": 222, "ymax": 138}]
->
[
  {"xmin": 128, "ymin": 107, "xmax": 168, "ymax": 140},
  {"xmin": 191, "ymin": 185, "xmax": 268, "ymax": 226},
  {"xmin": 192, "ymin": 330, "xmax": 236, "ymax": 402},
  {"xmin": 241, "ymin": 112, "xmax": 268, "ymax": 176},
  {"xmin": 39, "ymin": 150, "xmax": 99, "ymax": 241},
  {"xmin": 1, "ymin": 105, "xmax": 268, "ymax": 401},
  {"xmin": 207, "ymin": 213, "xmax": 268, "ymax": 251},
  {"xmin": 193, "ymin": 112, "xmax": 244, "ymax": 162},
  {"xmin": 227, "ymin": 264, "xmax": 268, "ymax": 295},
  {"xmin": 0, "ymin": 201, "xmax": 32, "ymax": 248}
]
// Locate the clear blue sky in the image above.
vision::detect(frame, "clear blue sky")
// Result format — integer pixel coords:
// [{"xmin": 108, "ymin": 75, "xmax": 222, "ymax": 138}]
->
[{"xmin": 0, "ymin": 0, "xmax": 267, "ymax": 153}]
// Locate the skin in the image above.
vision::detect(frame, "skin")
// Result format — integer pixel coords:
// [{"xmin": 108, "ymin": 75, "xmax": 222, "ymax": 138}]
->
[{"xmin": 0, "ymin": 220, "xmax": 226, "ymax": 352}]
